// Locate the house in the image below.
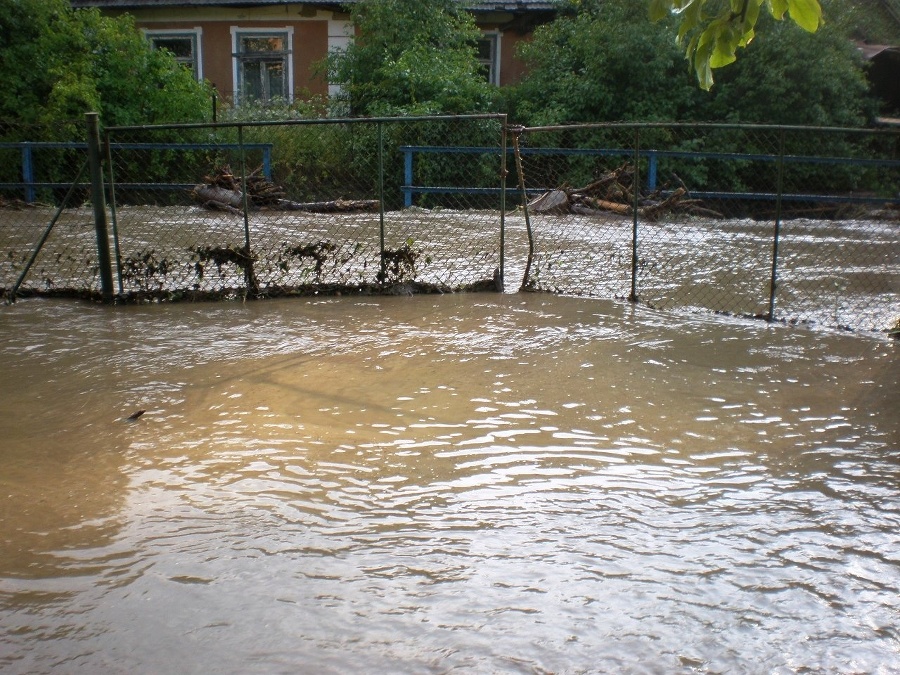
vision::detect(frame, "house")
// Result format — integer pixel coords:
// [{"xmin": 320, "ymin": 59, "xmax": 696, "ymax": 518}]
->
[
  {"xmin": 69, "ymin": 1, "xmax": 557, "ymax": 105},
  {"xmin": 857, "ymin": 43, "xmax": 900, "ymax": 120}
]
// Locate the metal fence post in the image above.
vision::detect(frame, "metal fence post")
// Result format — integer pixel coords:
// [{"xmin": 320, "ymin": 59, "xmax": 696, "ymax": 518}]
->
[
  {"xmin": 104, "ymin": 132, "xmax": 124, "ymax": 295},
  {"xmin": 237, "ymin": 124, "xmax": 258, "ymax": 297},
  {"xmin": 629, "ymin": 127, "xmax": 640, "ymax": 303},
  {"xmin": 378, "ymin": 121, "xmax": 386, "ymax": 283},
  {"xmin": 403, "ymin": 147, "xmax": 413, "ymax": 208},
  {"xmin": 86, "ymin": 112, "xmax": 115, "ymax": 303},
  {"xmin": 21, "ymin": 144, "xmax": 35, "ymax": 203},
  {"xmin": 511, "ymin": 127, "xmax": 535, "ymax": 291},
  {"xmin": 498, "ymin": 117, "xmax": 507, "ymax": 291},
  {"xmin": 646, "ymin": 151, "xmax": 658, "ymax": 191},
  {"xmin": 767, "ymin": 129, "xmax": 786, "ymax": 321}
]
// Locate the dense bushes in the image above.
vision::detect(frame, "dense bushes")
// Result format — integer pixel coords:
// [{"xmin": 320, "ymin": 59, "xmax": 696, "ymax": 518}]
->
[
  {"xmin": 508, "ymin": 0, "xmax": 878, "ymax": 128},
  {"xmin": 321, "ymin": 0, "xmax": 498, "ymax": 117},
  {"xmin": 0, "ymin": 0, "xmax": 213, "ymax": 139}
]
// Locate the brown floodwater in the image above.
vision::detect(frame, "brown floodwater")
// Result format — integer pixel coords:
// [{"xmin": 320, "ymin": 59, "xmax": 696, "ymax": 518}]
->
[{"xmin": 1, "ymin": 293, "xmax": 898, "ymax": 673}]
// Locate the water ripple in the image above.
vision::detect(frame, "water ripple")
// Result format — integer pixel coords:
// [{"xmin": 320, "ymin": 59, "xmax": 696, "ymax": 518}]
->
[{"xmin": 2, "ymin": 295, "xmax": 898, "ymax": 674}]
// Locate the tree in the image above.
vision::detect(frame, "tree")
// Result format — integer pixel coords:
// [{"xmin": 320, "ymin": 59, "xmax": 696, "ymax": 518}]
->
[
  {"xmin": 510, "ymin": 0, "xmax": 873, "ymax": 127},
  {"xmin": 0, "ymin": 0, "xmax": 213, "ymax": 136},
  {"xmin": 510, "ymin": 0, "xmax": 704, "ymax": 125},
  {"xmin": 649, "ymin": 0, "xmax": 824, "ymax": 89},
  {"xmin": 323, "ymin": 0, "xmax": 496, "ymax": 116},
  {"xmin": 703, "ymin": 9, "xmax": 875, "ymax": 126}
]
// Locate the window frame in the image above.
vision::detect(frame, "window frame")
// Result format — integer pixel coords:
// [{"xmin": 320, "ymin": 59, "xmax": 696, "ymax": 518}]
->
[
  {"xmin": 144, "ymin": 27, "xmax": 203, "ymax": 80},
  {"xmin": 230, "ymin": 27, "xmax": 294, "ymax": 105},
  {"xmin": 476, "ymin": 31, "xmax": 501, "ymax": 86}
]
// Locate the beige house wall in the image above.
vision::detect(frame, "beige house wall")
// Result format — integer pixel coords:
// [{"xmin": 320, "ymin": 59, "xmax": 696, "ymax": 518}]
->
[
  {"xmin": 116, "ymin": 4, "xmax": 344, "ymax": 101},
  {"xmin": 99, "ymin": 3, "xmax": 539, "ymax": 101}
]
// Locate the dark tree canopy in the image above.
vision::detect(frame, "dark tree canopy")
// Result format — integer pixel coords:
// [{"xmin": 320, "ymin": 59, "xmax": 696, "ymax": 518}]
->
[
  {"xmin": 509, "ymin": 0, "xmax": 875, "ymax": 126},
  {"xmin": 650, "ymin": 0, "xmax": 824, "ymax": 90},
  {"xmin": 0, "ymin": 0, "xmax": 212, "ymax": 135}
]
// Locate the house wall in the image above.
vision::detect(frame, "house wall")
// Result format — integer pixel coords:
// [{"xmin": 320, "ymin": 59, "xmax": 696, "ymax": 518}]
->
[
  {"xmin": 112, "ymin": 4, "xmax": 343, "ymax": 102},
  {"xmin": 94, "ymin": 3, "xmax": 543, "ymax": 101},
  {"xmin": 471, "ymin": 7, "xmax": 551, "ymax": 88},
  {"xmin": 496, "ymin": 30, "xmax": 531, "ymax": 86}
]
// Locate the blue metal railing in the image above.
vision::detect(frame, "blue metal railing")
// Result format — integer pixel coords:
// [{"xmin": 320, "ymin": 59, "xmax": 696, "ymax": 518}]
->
[
  {"xmin": 0, "ymin": 141, "xmax": 273, "ymax": 202},
  {"xmin": 400, "ymin": 145, "xmax": 900, "ymax": 207}
]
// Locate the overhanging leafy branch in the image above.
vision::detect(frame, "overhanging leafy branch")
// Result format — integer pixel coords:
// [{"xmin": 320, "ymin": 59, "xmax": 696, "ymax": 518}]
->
[{"xmin": 650, "ymin": 0, "xmax": 823, "ymax": 89}]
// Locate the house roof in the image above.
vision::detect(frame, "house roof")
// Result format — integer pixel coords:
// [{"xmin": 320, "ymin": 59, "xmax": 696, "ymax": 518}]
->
[
  {"xmin": 70, "ymin": 0, "xmax": 557, "ymax": 10},
  {"xmin": 857, "ymin": 42, "xmax": 900, "ymax": 60}
]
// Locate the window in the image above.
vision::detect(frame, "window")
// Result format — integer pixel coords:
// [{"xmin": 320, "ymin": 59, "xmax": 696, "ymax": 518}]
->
[
  {"xmin": 145, "ymin": 28, "xmax": 202, "ymax": 80},
  {"xmin": 327, "ymin": 19, "xmax": 354, "ymax": 102},
  {"xmin": 232, "ymin": 28, "xmax": 294, "ymax": 105},
  {"xmin": 476, "ymin": 32, "xmax": 500, "ymax": 86}
]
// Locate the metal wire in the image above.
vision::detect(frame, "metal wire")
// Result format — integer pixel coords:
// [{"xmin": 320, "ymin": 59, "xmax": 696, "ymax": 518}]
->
[
  {"xmin": 512, "ymin": 122, "xmax": 899, "ymax": 333},
  {"xmin": 1, "ymin": 117, "xmax": 896, "ymax": 334}
]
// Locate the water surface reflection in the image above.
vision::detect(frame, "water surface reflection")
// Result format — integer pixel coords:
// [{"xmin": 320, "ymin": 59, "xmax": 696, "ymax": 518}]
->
[{"xmin": 1, "ymin": 295, "xmax": 898, "ymax": 673}]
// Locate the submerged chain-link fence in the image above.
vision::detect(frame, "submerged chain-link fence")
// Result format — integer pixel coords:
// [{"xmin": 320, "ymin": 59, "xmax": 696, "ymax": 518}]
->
[
  {"xmin": 2, "ymin": 115, "xmax": 897, "ymax": 334},
  {"xmin": 0, "ymin": 120, "xmax": 100, "ymax": 298},
  {"xmin": 106, "ymin": 114, "xmax": 507, "ymax": 300},
  {"xmin": 1, "ymin": 114, "xmax": 508, "ymax": 302},
  {"xmin": 510, "ymin": 123, "xmax": 899, "ymax": 333}
]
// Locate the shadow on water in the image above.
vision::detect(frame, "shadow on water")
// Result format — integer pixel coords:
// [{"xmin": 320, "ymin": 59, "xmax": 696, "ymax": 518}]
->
[{"xmin": 1, "ymin": 294, "xmax": 898, "ymax": 673}]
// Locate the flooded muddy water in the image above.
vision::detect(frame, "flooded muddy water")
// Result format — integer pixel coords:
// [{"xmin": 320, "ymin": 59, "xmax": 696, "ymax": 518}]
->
[{"xmin": 1, "ymin": 294, "xmax": 898, "ymax": 673}]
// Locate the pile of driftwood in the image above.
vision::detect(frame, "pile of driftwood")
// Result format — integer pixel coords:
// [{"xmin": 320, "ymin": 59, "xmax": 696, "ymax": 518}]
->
[
  {"xmin": 527, "ymin": 163, "xmax": 722, "ymax": 220},
  {"xmin": 192, "ymin": 165, "xmax": 379, "ymax": 215},
  {"xmin": 0, "ymin": 196, "xmax": 35, "ymax": 210}
]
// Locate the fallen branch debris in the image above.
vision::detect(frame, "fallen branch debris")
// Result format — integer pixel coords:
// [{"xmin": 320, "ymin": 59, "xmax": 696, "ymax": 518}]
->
[
  {"xmin": 527, "ymin": 163, "xmax": 723, "ymax": 220},
  {"xmin": 192, "ymin": 165, "xmax": 379, "ymax": 214}
]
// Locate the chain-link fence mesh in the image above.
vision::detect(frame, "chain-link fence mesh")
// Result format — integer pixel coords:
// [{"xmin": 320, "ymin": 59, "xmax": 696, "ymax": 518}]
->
[
  {"xmin": 0, "ymin": 121, "xmax": 101, "ymax": 298},
  {"xmin": 3, "ymin": 116, "xmax": 897, "ymax": 334},
  {"xmin": 510, "ymin": 123, "xmax": 899, "ymax": 333},
  {"xmin": 102, "ymin": 115, "xmax": 506, "ymax": 300}
]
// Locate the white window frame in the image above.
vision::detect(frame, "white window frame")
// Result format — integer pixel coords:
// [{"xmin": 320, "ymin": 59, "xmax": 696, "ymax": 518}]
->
[
  {"xmin": 144, "ymin": 27, "xmax": 203, "ymax": 80},
  {"xmin": 327, "ymin": 19, "xmax": 354, "ymax": 101},
  {"xmin": 231, "ymin": 27, "xmax": 294, "ymax": 105},
  {"xmin": 477, "ymin": 31, "xmax": 501, "ymax": 86}
]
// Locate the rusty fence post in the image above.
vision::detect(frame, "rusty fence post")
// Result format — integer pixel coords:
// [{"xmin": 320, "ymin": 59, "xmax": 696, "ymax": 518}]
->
[{"xmin": 86, "ymin": 112, "xmax": 115, "ymax": 303}]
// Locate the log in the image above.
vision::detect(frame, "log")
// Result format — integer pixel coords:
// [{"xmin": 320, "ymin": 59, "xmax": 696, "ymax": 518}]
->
[
  {"xmin": 525, "ymin": 162, "xmax": 719, "ymax": 220},
  {"xmin": 587, "ymin": 197, "xmax": 632, "ymax": 216},
  {"xmin": 571, "ymin": 204, "xmax": 629, "ymax": 218},
  {"xmin": 192, "ymin": 185, "xmax": 244, "ymax": 209},
  {"xmin": 201, "ymin": 200, "xmax": 244, "ymax": 216},
  {"xmin": 639, "ymin": 187, "xmax": 685, "ymax": 220},
  {"xmin": 568, "ymin": 164, "xmax": 634, "ymax": 197},
  {"xmin": 193, "ymin": 165, "xmax": 379, "ymax": 213},
  {"xmin": 528, "ymin": 189, "xmax": 570, "ymax": 214},
  {"xmin": 271, "ymin": 198, "xmax": 380, "ymax": 213}
]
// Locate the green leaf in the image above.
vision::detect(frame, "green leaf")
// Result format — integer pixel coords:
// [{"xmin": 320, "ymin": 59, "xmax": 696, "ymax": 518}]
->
[
  {"xmin": 648, "ymin": 0, "xmax": 669, "ymax": 22},
  {"xmin": 768, "ymin": 0, "xmax": 788, "ymax": 20},
  {"xmin": 692, "ymin": 32, "xmax": 715, "ymax": 90},
  {"xmin": 676, "ymin": 0, "xmax": 704, "ymax": 44},
  {"xmin": 710, "ymin": 29, "xmax": 738, "ymax": 68},
  {"xmin": 738, "ymin": 27, "xmax": 755, "ymax": 48},
  {"xmin": 742, "ymin": 0, "xmax": 761, "ymax": 33},
  {"xmin": 786, "ymin": 0, "xmax": 822, "ymax": 32}
]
